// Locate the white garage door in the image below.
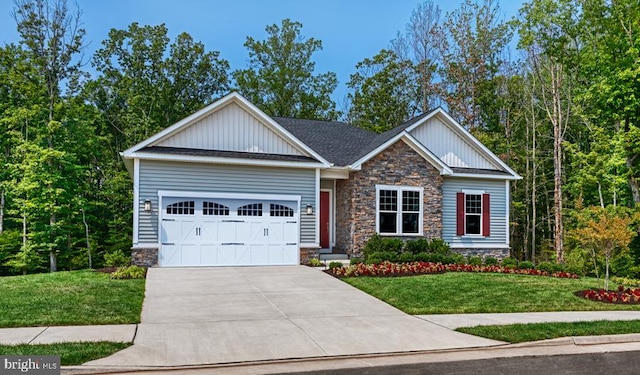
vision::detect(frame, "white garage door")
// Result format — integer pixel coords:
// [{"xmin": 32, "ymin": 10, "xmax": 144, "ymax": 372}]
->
[{"xmin": 159, "ymin": 197, "xmax": 299, "ymax": 266}]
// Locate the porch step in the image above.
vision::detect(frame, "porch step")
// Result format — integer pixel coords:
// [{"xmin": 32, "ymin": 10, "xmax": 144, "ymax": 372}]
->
[{"xmin": 318, "ymin": 253, "xmax": 349, "ymax": 261}]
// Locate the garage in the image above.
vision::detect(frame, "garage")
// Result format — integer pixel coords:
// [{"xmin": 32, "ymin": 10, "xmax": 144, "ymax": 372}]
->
[{"xmin": 159, "ymin": 194, "xmax": 300, "ymax": 266}]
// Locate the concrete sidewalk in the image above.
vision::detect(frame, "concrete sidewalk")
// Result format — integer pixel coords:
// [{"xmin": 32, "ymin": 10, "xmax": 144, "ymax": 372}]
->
[
  {"xmin": 418, "ymin": 311, "xmax": 640, "ymax": 329},
  {"xmin": 0, "ymin": 324, "xmax": 136, "ymax": 345}
]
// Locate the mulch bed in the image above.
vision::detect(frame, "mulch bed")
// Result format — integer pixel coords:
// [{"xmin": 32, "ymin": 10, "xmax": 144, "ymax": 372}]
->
[
  {"xmin": 94, "ymin": 267, "xmax": 117, "ymax": 274},
  {"xmin": 574, "ymin": 289, "xmax": 640, "ymax": 305}
]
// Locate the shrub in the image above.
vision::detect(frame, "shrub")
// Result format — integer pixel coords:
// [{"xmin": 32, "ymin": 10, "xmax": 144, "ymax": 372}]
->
[
  {"xmin": 518, "ymin": 261, "xmax": 535, "ymax": 269},
  {"xmin": 611, "ymin": 254, "xmax": 634, "ymax": 277},
  {"xmin": 104, "ymin": 250, "xmax": 130, "ymax": 267},
  {"xmin": 501, "ymin": 257, "xmax": 518, "ymax": 268},
  {"xmin": 484, "ymin": 257, "xmax": 498, "ymax": 266},
  {"xmin": 350, "ymin": 257, "xmax": 364, "ymax": 265},
  {"xmin": 467, "ymin": 256, "xmax": 483, "ymax": 266},
  {"xmin": 110, "ymin": 265, "xmax": 146, "ymax": 279},
  {"xmin": 328, "ymin": 261, "xmax": 343, "ymax": 269},
  {"xmin": 536, "ymin": 261, "xmax": 555, "ymax": 273},
  {"xmin": 428, "ymin": 238, "xmax": 451, "ymax": 254},
  {"xmin": 366, "ymin": 251, "xmax": 398, "ymax": 264},
  {"xmin": 405, "ymin": 238, "xmax": 430, "ymax": 254},
  {"xmin": 414, "ymin": 252, "xmax": 430, "ymax": 262},
  {"xmin": 398, "ymin": 252, "xmax": 415, "ymax": 263},
  {"xmin": 309, "ymin": 258, "xmax": 323, "ymax": 267}
]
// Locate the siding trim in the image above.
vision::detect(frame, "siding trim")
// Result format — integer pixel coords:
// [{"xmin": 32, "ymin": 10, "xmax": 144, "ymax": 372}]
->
[
  {"xmin": 315, "ymin": 169, "xmax": 320, "ymax": 247},
  {"xmin": 157, "ymin": 190, "xmax": 301, "ymax": 202},
  {"xmin": 505, "ymin": 180, "xmax": 510, "ymax": 248},
  {"xmin": 131, "ymin": 151, "xmax": 325, "ymax": 169},
  {"xmin": 133, "ymin": 158, "xmax": 140, "ymax": 245}
]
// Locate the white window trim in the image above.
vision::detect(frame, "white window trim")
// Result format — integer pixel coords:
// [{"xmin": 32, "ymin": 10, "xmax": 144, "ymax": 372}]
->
[
  {"xmin": 375, "ymin": 185, "xmax": 424, "ymax": 236},
  {"xmin": 462, "ymin": 189, "xmax": 485, "ymax": 237}
]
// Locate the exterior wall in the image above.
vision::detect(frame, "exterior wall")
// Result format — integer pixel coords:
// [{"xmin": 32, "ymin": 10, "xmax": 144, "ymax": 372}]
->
[
  {"xmin": 335, "ymin": 140, "xmax": 443, "ymax": 257},
  {"xmin": 137, "ymin": 160, "xmax": 316, "ymax": 245},
  {"xmin": 300, "ymin": 247, "xmax": 320, "ymax": 264},
  {"xmin": 410, "ymin": 115, "xmax": 498, "ymax": 169},
  {"xmin": 442, "ymin": 177, "xmax": 509, "ymax": 251},
  {"xmin": 451, "ymin": 248, "xmax": 510, "ymax": 260},
  {"xmin": 157, "ymin": 102, "xmax": 303, "ymax": 155},
  {"xmin": 131, "ymin": 247, "xmax": 158, "ymax": 267}
]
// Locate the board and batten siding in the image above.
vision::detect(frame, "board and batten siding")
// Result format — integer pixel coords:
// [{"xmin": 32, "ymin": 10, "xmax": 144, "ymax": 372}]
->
[
  {"xmin": 137, "ymin": 160, "xmax": 316, "ymax": 244},
  {"xmin": 410, "ymin": 116, "xmax": 497, "ymax": 170},
  {"xmin": 157, "ymin": 102, "xmax": 304, "ymax": 156},
  {"xmin": 442, "ymin": 178, "xmax": 509, "ymax": 248}
]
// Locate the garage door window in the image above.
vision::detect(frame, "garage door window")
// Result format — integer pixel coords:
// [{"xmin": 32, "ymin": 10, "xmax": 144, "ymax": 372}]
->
[
  {"xmin": 203, "ymin": 201, "xmax": 229, "ymax": 216},
  {"xmin": 238, "ymin": 203, "xmax": 262, "ymax": 216},
  {"xmin": 166, "ymin": 201, "xmax": 195, "ymax": 215},
  {"xmin": 270, "ymin": 203, "xmax": 294, "ymax": 217}
]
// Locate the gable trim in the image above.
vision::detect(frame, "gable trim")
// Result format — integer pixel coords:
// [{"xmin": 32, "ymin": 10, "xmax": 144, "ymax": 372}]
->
[
  {"xmin": 129, "ymin": 151, "xmax": 327, "ymax": 169},
  {"xmin": 121, "ymin": 92, "xmax": 332, "ymax": 168},
  {"xmin": 351, "ymin": 132, "xmax": 453, "ymax": 175},
  {"xmin": 406, "ymin": 108, "xmax": 521, "ymax": 179}
]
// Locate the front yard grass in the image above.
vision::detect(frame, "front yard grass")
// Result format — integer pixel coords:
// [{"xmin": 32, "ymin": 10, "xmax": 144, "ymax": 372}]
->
[
  {"xmin": 343, "ymin": 272, "xmax": 640, "ymax": 314},
  {"xmin": 0, "ymin": 342, "xmax": 131, "ymax": 365},
  {"xmin": 0, "ymin": 270, "xmax": 145, "ymax": 328},
  {"xmin": 457, "ymin": 320, "xmax": 640, "ymax": 343}
]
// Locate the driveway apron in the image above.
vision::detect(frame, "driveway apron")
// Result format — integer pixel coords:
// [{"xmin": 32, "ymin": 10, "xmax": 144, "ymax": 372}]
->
[{"xmin": 86, "ymin": 266, "xmax": 501, "ymax": 367}]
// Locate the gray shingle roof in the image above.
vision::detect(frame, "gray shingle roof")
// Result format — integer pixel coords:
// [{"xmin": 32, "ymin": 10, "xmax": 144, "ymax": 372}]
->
[{"xmin": 273, "ymin": 117, "xmax": 376, "ymax": 166}]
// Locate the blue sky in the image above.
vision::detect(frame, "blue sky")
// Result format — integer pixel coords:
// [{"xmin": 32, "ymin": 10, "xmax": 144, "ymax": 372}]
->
[{"xmin": 0, "ymin": 0, "xmax": 525, "ymax": 107}]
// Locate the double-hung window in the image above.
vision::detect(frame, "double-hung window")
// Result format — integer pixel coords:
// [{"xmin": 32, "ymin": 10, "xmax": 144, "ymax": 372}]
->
[
  {"xmin": 456, "ymin": 191, "xmax": 490, "ymax": 236},
  {"xmin": 376, "ymin": 185, "xmax": 423, "ymax": 235}
]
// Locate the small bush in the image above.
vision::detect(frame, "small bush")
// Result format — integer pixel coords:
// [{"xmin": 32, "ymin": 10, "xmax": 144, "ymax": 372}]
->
[
  {"xmin": 501, "ymin": 258, "xmax": 518, "ymax": 268},
  {"xmin": 366, "ymin": 251, "xmax": 398, "ymax": 264},
  {"xmin": 428, "ymin": 238, "xmax": 451, "ymax": 254},
  {"xmin": 104, "ymin": 250, "xmax": 130, "ymax": 268},
  {"xmin": 484, "ymin": 257, "xmax": 498, "ymax": 266},
  {"xmin": 309, "ymin": 258, "xmax": 323, "ymax": 267},
  {"xmin": 328, "ymin": 261, "xmax": 343, "ymax": 269},
  {"xmin": 414, "ymin": 252, "xmax": 430, "ymax": 262},
  {"xmin": 536, "ymin": 261, "xmax": 555, "ymax": 273},
  {"xmin": 405, "ymin": 238, "xmax": 430, "ymax": 254},
  {"xmin": 518, "ymin": 261, "xmax": 535, "ymax": 270},
  {"xmin": 350, "ymin": 257, "xmax": 364, "ymax": 265},
  {"xmin": 398, "ymin": 252, "xmax": 416, "ymax": 263},
  {"xmin": 467, "ymin": 256, "xmax": 483, "ymax": 266},
  {"xmin": 110, "ymin": 265, "xmax": 146, "ymax": 279}
]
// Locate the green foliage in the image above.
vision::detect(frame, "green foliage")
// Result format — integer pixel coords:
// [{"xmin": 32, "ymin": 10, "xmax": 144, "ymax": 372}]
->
[
  {"xmin": 0, "ymin": 230, "xmax": 21, "ymax": 275},
  {"xmin": 110, "ymin": 265, "xmax": 146, "ymax": 280},
  {"xmin": 428, "ymin": 238, "xmax": 451, "ymax": 254},
  {"xmin": 328, "ymin": 261, "xmax": 343, "ymax": 270},
  {"xmin": 467, "ymin": 256, "xmax": 483, "ymax": 266},
  {"xmin": 404, "ymin": 238, "xmax": 430, "ymax": 254},
  {"xmin": 501, "ymin": 258, "xmax": 518, "ymax": 268},
  {"xmin": 398, "ymin": 252, "xmax": 416, "ymax": 263},
  {"xmin": 233, "ymin": 19, "xmax": 338, "ymax": 120},
  {"xmin": 484, "ymin": 257, "xmax": 498, "ymax": 266},
  {"xmin": 518, "ymin": 261, "xmax": 535, "ymax": 270},
  {"xmin": 0, "ymin": 342, "xmax": 131, "ymax": 366},
  {"xmin": 535, "ymin": 261, "xmax": 555, "ymax": 273},
  {"xmin": 308, "ymin": 258, "xmax": 323, "ymax": 267},
  {"xmin": 104, "ymin": 250, "xmax": 131, "ymax": 268},
  {"xmin": 350, "ymin": 257, "xmax": 364, "ymax": 265}
]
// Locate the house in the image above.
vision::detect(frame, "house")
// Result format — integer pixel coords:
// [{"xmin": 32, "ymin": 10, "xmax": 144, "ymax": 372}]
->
[{"xmin": 121, "ymin": 92, "xmax": 521, "ymax": 267}]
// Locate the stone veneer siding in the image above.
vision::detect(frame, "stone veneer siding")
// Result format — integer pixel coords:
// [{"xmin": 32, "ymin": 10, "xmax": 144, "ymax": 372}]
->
[
  {"xmin": 335, "ymin": 140, "xmax": 443, "ymax": 257},
  {"xmin": 131, "ymin": 247, "xmax": 158, "ymax": 267},
  {"xmin": 452, "ymin": 248, "xmax": 510, "ymax": 260}
]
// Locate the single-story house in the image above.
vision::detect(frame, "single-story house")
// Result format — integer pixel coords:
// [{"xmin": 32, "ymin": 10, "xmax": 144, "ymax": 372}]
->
[{"xmin": 121, "ymin": 92, "xmax": 521, "ymax": 267}]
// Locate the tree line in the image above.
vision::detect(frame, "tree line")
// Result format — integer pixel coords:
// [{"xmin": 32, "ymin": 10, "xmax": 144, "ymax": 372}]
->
[{"xmin": 0, "ymin": 0, "xmax": 638, "ymax": 278}]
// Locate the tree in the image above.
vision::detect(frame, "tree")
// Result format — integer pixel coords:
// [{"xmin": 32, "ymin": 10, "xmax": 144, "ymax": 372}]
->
[
  {"xmin": 12, "ymin": 0, "xmax": 85, "ymax": 272},
  {"xmin": 438, "ymin": 0, "xmax": 512, "ymax": 130},
  {"xmin": 572, "ymin": 207, "xmax": 636, "ymax": 290},
  {"xmin": 391, "ymin": 0, "xmax": 442, "ymax": 112},
  {"xmin": 87, "ymin": 23, "xmax": 230, "ymax": 151},
  {"xmin": 233, "ymin": 19, "xmax": 339, "ymax": 120},
  {"xmin": 347, "ymin": 49, "xmax": 416, "ymax": 133}
]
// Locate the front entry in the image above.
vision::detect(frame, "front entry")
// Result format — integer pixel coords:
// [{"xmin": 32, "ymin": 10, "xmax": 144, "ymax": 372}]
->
[{"xmin": 320, "ymin": 191, "xmax": 330, "ymax": 249}]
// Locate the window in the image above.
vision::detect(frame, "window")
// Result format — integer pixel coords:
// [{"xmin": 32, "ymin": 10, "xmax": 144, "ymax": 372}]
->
[
  {"xmin": 456, "ymin": 192, "xmax": 490, "ymax": 236},
  {"xmin": 203, "ymin": 201, "xmax": 229, "ymax": 216},
  {"xmin": 238, "ymin": 203, "xmax": 262, "ymax": 216},
  {"xmin": 166, "ymin": 201, "xmax": 195, "ymax": 215},
  {"xmin": 270, "ymin": 203, "xmax": 294, "ymax": 217},
  {"xmin": 376, "ymin": 186, "xmax": 423, "ymax": 235}
]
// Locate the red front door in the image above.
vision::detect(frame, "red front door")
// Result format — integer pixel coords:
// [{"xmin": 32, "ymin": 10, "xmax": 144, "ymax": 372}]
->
[{"xmin": 320, "ymin": 191, "xmax": 330, "ymax": 249}]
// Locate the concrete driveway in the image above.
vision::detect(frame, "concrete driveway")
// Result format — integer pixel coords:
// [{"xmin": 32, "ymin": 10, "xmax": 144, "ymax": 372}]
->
[{"xmin": 86, "ymin": 266, "xmax": 501, "ymax": 367}]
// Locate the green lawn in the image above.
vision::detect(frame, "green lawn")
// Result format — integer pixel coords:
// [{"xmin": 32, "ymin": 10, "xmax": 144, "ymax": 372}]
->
[
  {"xmin": 0, "ymin": 270, "xmax": 145, "ymax": 328},
  {"xmin": 343, "ymin": 272, "xmax": 640, "ymax": 314},
  {"xmin": 458, "ymin": 320, "xmax": 640, "ymax": 343},
  {"xmin": 0, "ymin": 342, "xmax": 131, "ymax": 365}
]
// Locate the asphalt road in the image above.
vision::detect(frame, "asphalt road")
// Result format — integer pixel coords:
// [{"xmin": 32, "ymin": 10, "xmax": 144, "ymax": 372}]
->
[{"xmin": 275, "ymin": 351, "xmax": 640, "ymax": 375}]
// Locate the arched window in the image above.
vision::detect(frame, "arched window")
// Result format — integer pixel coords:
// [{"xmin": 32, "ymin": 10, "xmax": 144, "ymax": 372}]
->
[
  {"xmin": 270, "ymin": 203, "xmax": 294, "ymax": 217},
  {"xmin": 166, "ymin": 201, "xmax": 195, "ymax": 215}
]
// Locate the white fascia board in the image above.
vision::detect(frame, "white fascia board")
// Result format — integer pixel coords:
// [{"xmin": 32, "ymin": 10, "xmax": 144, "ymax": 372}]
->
[
  {"xmin": 401, "ymin": 133, "xmax": 453, "ymax": 175},
  {"xmin": 121, "ymin": 92, "xmax": 331, "ymax": 168},
  {"xmin": 450, "ymin": 243, "xmax": 510, "ymax": 249},
  {"xmin": 351, "ymin": 132, "xmax": 453, "ymax": 176},
  {"xmin": 406, "ymin": 108, "xmax": 522, "ymax": 180},
  {"xmin": 448, "ymin": 172, "xmax": 521, "ymax": 181},
  {"xmin": 320, "ymin": 167, "xmax": 350, "ymax": 179},
  {"xmin": 129, "ymin": 151, "xmax": 326, "ymax": 169},
  {"xmin": 157, "ymin": 190, "xmax": 302, "ymax": 202}
]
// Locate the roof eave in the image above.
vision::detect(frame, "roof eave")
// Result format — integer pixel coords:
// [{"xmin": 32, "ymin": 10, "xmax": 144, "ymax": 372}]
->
[{"xmin": 125, "ymin": 152, "xmax": 327, "ymax": 169}]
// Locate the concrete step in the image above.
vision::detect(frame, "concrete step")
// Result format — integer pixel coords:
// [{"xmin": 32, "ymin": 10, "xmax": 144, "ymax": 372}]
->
[{"xmin": 319, "ymin": 253, "xmax": 349, "ymax": 261}]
